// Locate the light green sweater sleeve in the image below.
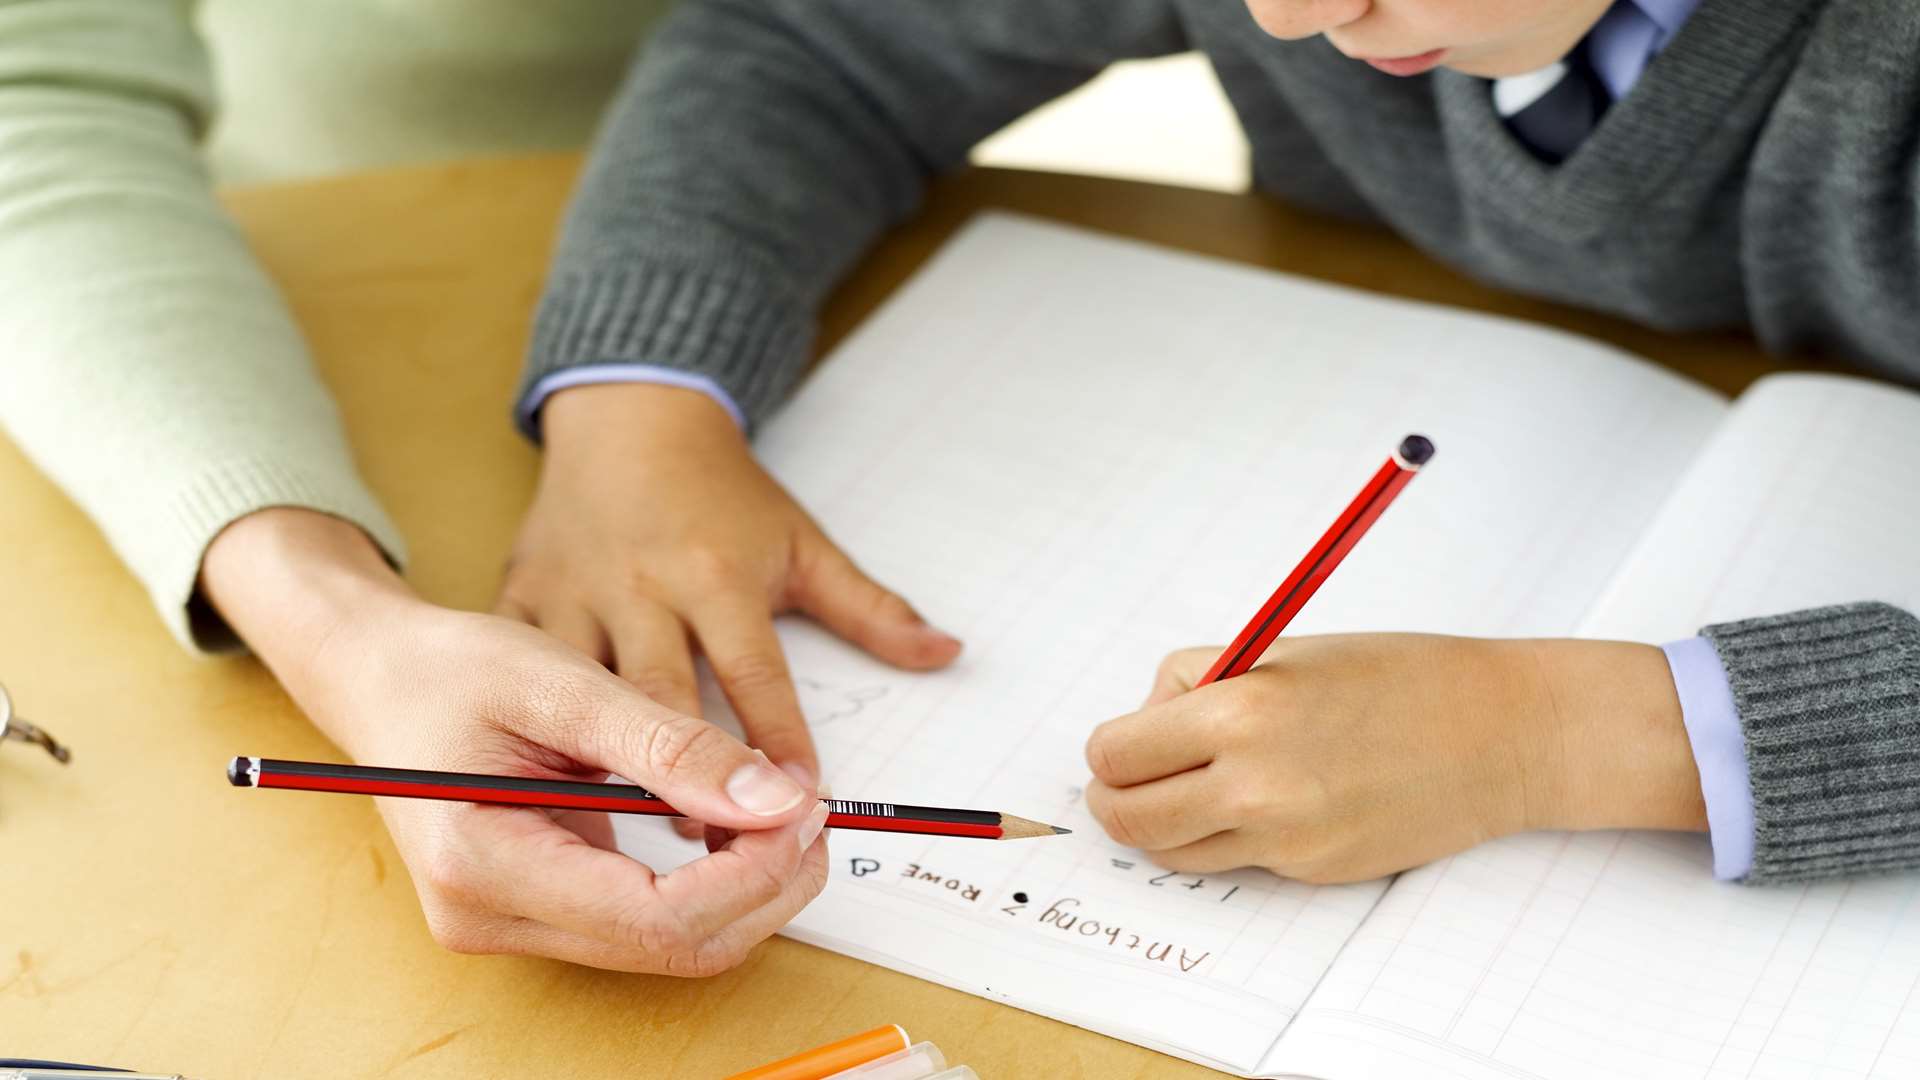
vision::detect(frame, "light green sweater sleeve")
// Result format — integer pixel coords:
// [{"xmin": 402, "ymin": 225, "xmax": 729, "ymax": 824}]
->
[{"xmin": 0, "ymin": 0, "xmax": 405, "ymax": 650}]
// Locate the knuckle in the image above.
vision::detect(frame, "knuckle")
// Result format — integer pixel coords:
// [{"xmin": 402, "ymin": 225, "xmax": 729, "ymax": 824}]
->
[
  {"xmin": 1155, "ymin": 651, "xmax": 1186, "ymax": 684},
  {"xmin": 496, "ymin": 547, "xmax": 548, "ymax": 588},
  {"xmin": 625, "ymin": 665, "xmax": 692, "ymax": 702},
  {"xmin": 492, "ymin": 579, "xmax": 539, "ymax": 616},
  {"xmin": 1229, "ymin": 785, "xmax": 1282, "ymax": 825},
  {"xmin": 1288, "ymin": 858, "xmax": 1347, "ymax": 886},
  {"xmin": 800, "ymin": 847, "xmax": 831, "ymax": 897},
  {"xmin": 1222, "ymin": 676, "xmax": 1264, "ymax": 716},
  {"xmin": 512, "ymin": 666, "xmax": 603, "ymax": 736},
  {"xmin": 632, "ymin": 716, "xmax": 729, "ymax": 786},
  {"xmin": 682, "ymin": 546, "xmax": 748, "ymax": 591},
  {"xmin": 614, "ymin": 903, "xmax": 696, "ymax": 958},
  {"xmin": 1211, "ymin": 686, "xmax": 1267, "ymax": 740},
  {"xmin": 1084, "ymin": 727, "xmax": 1122, "ymax": 781},
  {"xmin": 1146, "ymin": 846, "xmax": 1188, "ymax": 873},
  {"xmin": 1268, "ymin": 830, "xmax": 1341, "ymax": 882},
  {"xmin": 1082, "ymin": 778, "xmax": 1111, "ymax": 817},
  {"xmin": 741, "ymin": 855, "xmax": 793, "ymax": 909},
  {"xmin": 419, "ymin": 849, "xmax": 478, "ymax": 902},
  {"xmin": 719, "ymin": 651, "xmax": 791, "ymax": 696},
  {"xmin": 615, "ymin": 562, "xmax": 669, "ymax": 603},
  {"xmin": 1281, "ymin": 767, "xmax": 1332, "ymax": 818},
  {"xmin": 664, "ymin": 940, "xmax": 747, "ymax": 979},
  {"xmin": 716, "ymin": 944, "xmax": 756, "ymax": 974},
  {"xmin": 794, "ymin": 528, "xmax": 849, "ymax": 582},
  {"xmin": 862, "ymin": 581, "xmax": 915, "ymax": 621},
  {"xmin": 425, "ymin": 911, "xmax": 492, "ymax": 955},
  {"xmin": 1099, "ymin": 799, "xmax": 1149, "ymax": 850}
]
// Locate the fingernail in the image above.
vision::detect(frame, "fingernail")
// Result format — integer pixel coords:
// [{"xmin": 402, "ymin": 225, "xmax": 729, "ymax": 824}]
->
[
  {"xmin": 780, "ymin": 760, "xmax": 816, "ymax": 789},
  {"xmin": 798, "ymin": 801, "xmax": 830, "ymax": 851},
  {"xmin": 726, "ymin": 763, "xmax": 807, "ymax": 816}
]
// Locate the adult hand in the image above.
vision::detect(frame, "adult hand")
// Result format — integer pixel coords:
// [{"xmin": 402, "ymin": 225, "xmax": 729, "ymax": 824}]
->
[
  {"xmin": 203, "ymin": 508, "xmax": 828, "ymax": 974},
  {"xmin": 498, "ymin": 384, "xmax": 962, "ymax": 788},
  {"xmin": 1084, "ymin": 634, "xmax": 1706, "ymax": 883}
]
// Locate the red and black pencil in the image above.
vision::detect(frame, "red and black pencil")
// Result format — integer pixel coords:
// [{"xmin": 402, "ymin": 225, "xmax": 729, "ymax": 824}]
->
[
  {"xmin": 227, "ymin": 757, "xmax": 1069, "ymax": 840},
  {"xmin": 1197, "ymin": 433, "xmax": 1434, "ymax": 686}
]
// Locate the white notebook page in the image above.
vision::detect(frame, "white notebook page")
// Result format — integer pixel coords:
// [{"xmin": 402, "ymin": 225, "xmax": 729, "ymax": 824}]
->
[
  {"xmin": 1579, "ymin": 374, "xmax": 1920, "ymax": 641},
  {"xmin": 1274, "ymin": 375, "xmax": 1920, "ymax": 1080},
  {"xmin": 613, "ymin": 214, "xmax": 1727, "ymax": 1073}
]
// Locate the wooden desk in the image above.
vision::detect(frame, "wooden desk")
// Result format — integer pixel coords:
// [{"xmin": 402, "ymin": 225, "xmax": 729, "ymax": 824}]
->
[{"xmin": 0, "ymin": 157, "xmax": 1794, "ymax": 1078}]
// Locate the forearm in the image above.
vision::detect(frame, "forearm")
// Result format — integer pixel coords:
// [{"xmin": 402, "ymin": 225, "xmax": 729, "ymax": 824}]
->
[
  {"xmin": 518, "ymin": 0, "xmax": 1186, "ymax": 435},
  {"xmin": 1520, "ymin": 639, "xmax": 1710, "ymax": 836},
  {"xmin": 1537, "ymin": 603, "xmax": 1920, "ymax": 884},
  {"xmin": 0, "ymin": 0, "xmax": 403, "ymax": 650}
]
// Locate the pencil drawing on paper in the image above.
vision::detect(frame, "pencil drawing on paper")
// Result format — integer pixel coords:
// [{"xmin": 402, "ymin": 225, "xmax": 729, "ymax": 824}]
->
[{"xmin": 794, "ymin": 677, "xmax": 889, "ymax": 726}]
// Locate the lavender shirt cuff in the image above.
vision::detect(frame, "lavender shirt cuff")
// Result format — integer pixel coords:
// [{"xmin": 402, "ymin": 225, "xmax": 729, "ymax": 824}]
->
[
  {"xmin": 1663, "ymin": 636, "xmax": 1755, "ymax": 880},
  {"xmin": 518, "ymin": 365, "xmax": 748, "ymax": 439}
]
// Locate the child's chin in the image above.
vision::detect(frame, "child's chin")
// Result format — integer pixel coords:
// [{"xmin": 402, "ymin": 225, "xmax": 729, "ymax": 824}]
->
[{"xmin": 1445, "ymin": 41, "xmax": 1576, "ymax": 80}]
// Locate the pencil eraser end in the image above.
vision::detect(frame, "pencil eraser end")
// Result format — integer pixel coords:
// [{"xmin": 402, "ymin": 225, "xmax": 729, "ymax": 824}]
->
[
  {"xmin": 226, "ymin": 756, "xmax": 249, "ymax": 787},
  {"xmin": 1397, "ymin": 434, "xmax": 1435, "ymax": 468}
]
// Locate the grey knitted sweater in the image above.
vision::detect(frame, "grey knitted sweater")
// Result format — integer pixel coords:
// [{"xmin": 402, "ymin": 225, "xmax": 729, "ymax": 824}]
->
[{"xmin": 519, "ymin": 0, "xmax": 1920, "ymax": 883}]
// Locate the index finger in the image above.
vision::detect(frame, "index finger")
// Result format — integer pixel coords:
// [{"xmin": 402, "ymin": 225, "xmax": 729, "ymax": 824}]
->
[
  {"xmin": 1145, "ymin": 646, "xmax": 1224, "ymax": 707},
  {"xmin": 689, "ymin": 595, "xmax": 820, "ymax": 784},
  {"xmin": 465, "ymin": 801, "xmax": 821, "ymax": 955}
]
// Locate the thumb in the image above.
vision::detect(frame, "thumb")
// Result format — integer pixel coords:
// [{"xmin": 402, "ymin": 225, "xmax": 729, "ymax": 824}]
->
[
  {"xmin": 791, "ymin": 528, "xmax": 962, "ymax": 671},
  {"xmin": 1144, "ymin": 646, "xmax": 1222, "ymax": 707},
  {"xmin": 558, "ymin": 679, "xmax": 815, "ymax": 833}
]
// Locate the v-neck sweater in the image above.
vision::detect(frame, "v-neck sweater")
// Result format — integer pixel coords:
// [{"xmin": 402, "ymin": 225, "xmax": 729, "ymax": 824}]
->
[{"xmin": 524, "ymin": 0, "xmax": 1918, "ymax": 423}]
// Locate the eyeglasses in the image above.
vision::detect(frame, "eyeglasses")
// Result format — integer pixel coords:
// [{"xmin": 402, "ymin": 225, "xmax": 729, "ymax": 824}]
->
[{"xmin": 0, "ymin": 683, "xmax": 69, "ymax": 764}]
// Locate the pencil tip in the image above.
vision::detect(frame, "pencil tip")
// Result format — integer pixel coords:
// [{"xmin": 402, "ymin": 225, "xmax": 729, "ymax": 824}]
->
[{"xmin": 1053, "ymin": 826, "xmax": 1072, "ymax": 835}]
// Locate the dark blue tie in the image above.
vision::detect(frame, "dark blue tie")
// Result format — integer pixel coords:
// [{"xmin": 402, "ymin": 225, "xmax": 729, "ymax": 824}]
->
[{"xmin": 1493, "ymin": 43, "xmax": 1612, "ymax": 164}]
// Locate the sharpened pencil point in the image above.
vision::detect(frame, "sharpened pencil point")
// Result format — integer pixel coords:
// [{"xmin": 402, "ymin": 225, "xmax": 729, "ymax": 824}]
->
[
  {"xmin": 1053, "ymin": 826, "xmax": 1072, "ymax": 835},
  {"xmin": 999, "ymin": 814, "xmax": 1072, "ymax": 840}
]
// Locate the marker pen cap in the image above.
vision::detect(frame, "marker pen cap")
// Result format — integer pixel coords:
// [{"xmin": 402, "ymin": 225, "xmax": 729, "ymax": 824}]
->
[{"xmin": 823, "ymin": 1043, "xmax": 948, "ymax": 1080}]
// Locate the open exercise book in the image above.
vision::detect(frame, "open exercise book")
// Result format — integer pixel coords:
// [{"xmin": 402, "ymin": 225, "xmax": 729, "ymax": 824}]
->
[{"xmin": 615, "ymin": 215, "xmax": 1920, "ymax": 1079}]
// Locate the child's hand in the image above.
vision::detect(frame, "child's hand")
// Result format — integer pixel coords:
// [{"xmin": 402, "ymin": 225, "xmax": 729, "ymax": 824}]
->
[
  {"xmin": 1084, "ymin": 635, "xmax": 1707, "ymax": 883},
  {"xmin": 498, "ymin": 384, "xmax": 962, "ymax": 786}
]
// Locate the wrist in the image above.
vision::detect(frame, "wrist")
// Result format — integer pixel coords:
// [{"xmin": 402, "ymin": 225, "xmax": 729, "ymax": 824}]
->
[
  {"xmin": 541, "ymin": 382, "xmax": 747, "ymax": 465},
  {"xmin": 200, "ymin": 507, "xmax": 418, "ymax": 684},
  {"xmin": 1513, "ymin": 639, "xmax": 1708, "ymax": 834}
]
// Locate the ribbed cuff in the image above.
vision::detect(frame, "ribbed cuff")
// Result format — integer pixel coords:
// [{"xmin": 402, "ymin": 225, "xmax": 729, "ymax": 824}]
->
[
  {"xmin": 137, "ymin": 455, "xmax": 408, "ymax": 654},
  {"xmin": 516, "ymin": 260, "xmax": 814, "ymax": 442},
  {"xmin": 1703, "ymin": 602, "xmax": 1920, "ymax": 883}
]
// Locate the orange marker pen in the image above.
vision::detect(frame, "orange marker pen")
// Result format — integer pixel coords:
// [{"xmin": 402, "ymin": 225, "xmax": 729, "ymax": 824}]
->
[{"xmin": 726, "ymin": 1025, "xmax": 912, "ymax": 1080}]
